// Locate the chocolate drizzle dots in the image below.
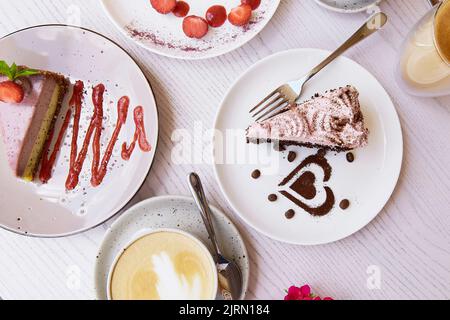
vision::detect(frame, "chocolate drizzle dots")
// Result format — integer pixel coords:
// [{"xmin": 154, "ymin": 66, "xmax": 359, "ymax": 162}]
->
[
  {"xmin": 287, "ymin": 151, "xmax": 297, "ymax": 163},
  {"xmin": 285, "ymin": 209, "xmax": 296, "ymax": 219},
  {"xmin": 339, "ymin": 199, "xmax": 350, "ymax": 210},
  {"xmin": 251, "ymin": 169, "xmax": 261, "ymax": 179},
  {"xmin": 346, "ymin": 152, "xmax": 355, "ymax": 163},
  {"xmin": 268, "ymin": 194, "xmax": 278, "ymax": 202}
]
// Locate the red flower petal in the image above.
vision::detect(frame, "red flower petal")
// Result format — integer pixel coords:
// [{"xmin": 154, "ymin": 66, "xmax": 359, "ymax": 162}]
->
[
  {"xmin": 300, "ymin": 285, "xmax": 311, "ymax": 296},
  {"xmin": 323, "ymin": 297, "xmax": 334, "ymax": 300}
]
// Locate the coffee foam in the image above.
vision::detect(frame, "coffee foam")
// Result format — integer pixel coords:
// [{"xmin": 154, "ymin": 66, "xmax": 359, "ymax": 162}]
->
[{"xmin": 152, "ymin": 251, "xmax": 203, "ymax": 300}]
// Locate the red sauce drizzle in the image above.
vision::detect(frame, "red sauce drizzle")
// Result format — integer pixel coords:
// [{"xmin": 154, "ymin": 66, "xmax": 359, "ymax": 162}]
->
[
  {"xmin": 39, "ymin": 81, "xmax": 84, "ymax": 184},
  {"xmin": 38, "ymin": 80, "xmax": 152, "ymax": 190},
  {"xmin": 121, "ymin": 106, "xmax": 152, "ymax": 160},
  {"xmin": 66, "ymin": 83, "xmax": 129, "ymax": 190}
]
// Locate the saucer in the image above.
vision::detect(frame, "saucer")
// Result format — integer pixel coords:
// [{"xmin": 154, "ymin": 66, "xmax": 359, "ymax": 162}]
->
[
  {"xmin": 94, "ymin": 195, "xmax": 249, "ymax": 300},
  {"xmin": 314, "ymin": 0, "xmax": 382, "ymax": 13}
]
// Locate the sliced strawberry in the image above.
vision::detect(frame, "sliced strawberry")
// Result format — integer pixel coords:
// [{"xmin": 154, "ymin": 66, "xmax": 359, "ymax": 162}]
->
[
  {"xmin": 0, "ymin": 81, "xmax": 24, "ymax": 103},
  {"xmin": 172, "ymin": 1, "xmax": 190, "ymax": 17},
  {"xmin": 228, "ymin": 4, "xmax": 252, "ymax": 26},
  {"xmin": 182, "ymin": 16, "xmax": 209, "ymax": 39},
  {"xmin": 206, "ymin": 5, "xmax": 227, "ymax": 28},
  {"xmin": 241, "ymin": 0, "xmax": 261, "ymax": 10},
  {"xmin": 150, "ymin": 0, "xmax": 176, "ymax": 14}
]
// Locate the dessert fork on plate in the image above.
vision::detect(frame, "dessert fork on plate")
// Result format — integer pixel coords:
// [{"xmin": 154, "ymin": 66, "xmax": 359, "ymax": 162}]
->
[{"xmin": 250, "ymin": 12, "xmax": 387, "ymax": 122}]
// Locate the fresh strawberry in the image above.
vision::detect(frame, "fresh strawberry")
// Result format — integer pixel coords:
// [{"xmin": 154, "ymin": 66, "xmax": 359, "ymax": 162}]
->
[
  {"xmin": 241, "ymin": 0, "xmax": 261, "ymax": 10},
  {"xmin": 150, "ymin": 0, "xmax": 176, "ymax": 14},
  {"xmin": 206, "ymin": 5, "xmax": 227, "ymax": 28},
  {"xmin": 228, "ymin": 4, "xmax": 252, "ymax": 26},
  {"xmin": 172, "ymin": 1, "xmax": 190, "ymax": 17},
  {"xmin": 182, "ymin": 16, "xmax": 209, "ymax": 39},
  {"xmin": 0, "ymin": 81, "xmax": 25, "ymax": 103}
]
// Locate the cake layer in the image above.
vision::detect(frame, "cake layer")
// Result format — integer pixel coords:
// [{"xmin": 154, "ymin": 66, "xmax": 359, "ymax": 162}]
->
[
  {"xmin": 0, "ymin": 71, "xmax": 68, "ymax": 180},
  {"xmin": 246, "ymin": 86, "xmax": 369, "ymax": 150}
]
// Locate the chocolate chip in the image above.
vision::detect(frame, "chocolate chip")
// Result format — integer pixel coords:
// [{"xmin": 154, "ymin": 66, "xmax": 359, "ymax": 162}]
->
[
  {"xmin": 346, "ymin": 152, "xmax": 354, "ymax": 163},
  {"xmin": 287, "ymin": 151, "xmax": 297, "ymax": 163},
  {"xmin": 285, "ymin": 209, "xmax": 295, "ymax": 219},
  {"xmin": 340, "ymin": 199, "xmax": 350, "ymax": 210},
  {"xmin": 268, "ymin": 194, "xmax": 278, "ymax": 202},
  {"xmin": 251, "ymin": 170, "xmax": 261, "ymax": 179}
]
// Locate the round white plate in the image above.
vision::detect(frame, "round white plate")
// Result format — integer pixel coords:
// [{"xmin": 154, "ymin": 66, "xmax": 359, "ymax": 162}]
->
[
  {"xmin": 213, "ymin": 48, "xmax": 403, "ymax": 245},
  {"xmin": 314, "ymin": 0, "xmax": 382, "ymax": 13},
  {"xmin": 100, "ymin": 0, "xmax": 280, "ymax": 60},
  {"xmin": 0, "ymin": 25, "xmax": 159, "ymax": 237},
  {"xmin": 94, "ymin": 195, "xmax": 249, "ymax": 300}
]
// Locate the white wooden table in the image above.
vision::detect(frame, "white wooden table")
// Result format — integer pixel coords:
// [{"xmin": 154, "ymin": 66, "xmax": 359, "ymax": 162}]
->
[{"xmin": 0, "ymin": 0, "xmax": 449, "ymax": 300}]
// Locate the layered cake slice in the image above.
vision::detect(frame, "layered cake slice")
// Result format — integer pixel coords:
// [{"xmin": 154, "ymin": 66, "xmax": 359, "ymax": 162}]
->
[
  {"xmin": 0, "ymin": 62, "xmax": 69, "ymax": 181},
  {"xmin": 246, "ymin": 86, "xmax": 369, "ymax": 151}
]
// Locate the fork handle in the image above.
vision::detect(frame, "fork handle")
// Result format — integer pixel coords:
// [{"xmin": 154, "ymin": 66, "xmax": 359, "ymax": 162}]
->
[{"xmin": 302, "ymin": 12, "xmax": 388, "ymax": 88}]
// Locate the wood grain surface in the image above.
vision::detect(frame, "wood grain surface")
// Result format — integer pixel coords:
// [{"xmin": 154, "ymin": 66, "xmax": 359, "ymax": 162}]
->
[{"xmin": 0, "ymin": 0, "xmax": 449, "ymax": 300}]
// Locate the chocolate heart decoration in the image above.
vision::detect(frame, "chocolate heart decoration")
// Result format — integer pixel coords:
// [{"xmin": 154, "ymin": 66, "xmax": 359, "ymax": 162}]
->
[
  {"xmin": 290, "ymin": 171, "xmax": 316, "ymax": 200},
  {"xmin": 278, "ymin": 149, "xmax": 335, "ymax": 216}
]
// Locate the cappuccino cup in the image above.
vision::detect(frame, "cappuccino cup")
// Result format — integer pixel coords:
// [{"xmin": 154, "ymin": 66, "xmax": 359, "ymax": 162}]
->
[{"xmin": 107, "ymin": 228, "xmax": 218, "ymax": 300}]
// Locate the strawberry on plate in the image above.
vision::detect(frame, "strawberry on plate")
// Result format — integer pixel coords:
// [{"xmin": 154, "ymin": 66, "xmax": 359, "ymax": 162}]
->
[
  {"xmin": 228, "ymin": 4, "xmax": 252, "ymax": 26},
  {"xmin": 241, "ymin": 0, "xmax": 261, "ymax": 10},
  {"xmin": 182, "ymin": 15, "xmax": 209, "ymax": 39},
  {"xmin": 206, "ymin": 5, "xmax": 227, "ymax": 28},
  {"xmin": 0, "ymin": 61, "xmax": 38, "ymax": 104},
  {"xmin": 172, "ymin": 1, "xmax": 190, "ymax": 17},
  {"xmin": 150, "ymin": 0, "xmax": 176, "ymax": 14},
  {"xmin": 0, "ymin": 81, "xmax": 25, "ymax": 103}
]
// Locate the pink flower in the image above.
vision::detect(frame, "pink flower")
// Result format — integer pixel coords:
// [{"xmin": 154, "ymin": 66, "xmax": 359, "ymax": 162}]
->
[{"xmin": 284, "ymin": 284, "xmax": 334, "ymax": 300}]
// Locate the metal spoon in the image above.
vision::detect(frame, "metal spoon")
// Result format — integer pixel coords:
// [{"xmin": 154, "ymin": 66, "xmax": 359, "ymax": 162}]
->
[{"xmin": 188, "ymin": 172, "xmax": 243, "ymax": 300}]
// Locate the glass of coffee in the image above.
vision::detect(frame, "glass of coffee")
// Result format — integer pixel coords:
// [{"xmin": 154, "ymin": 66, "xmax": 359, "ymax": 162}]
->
[{"xmin": 397, "ymin": 0, "xmax": 450, "ymax": 97}]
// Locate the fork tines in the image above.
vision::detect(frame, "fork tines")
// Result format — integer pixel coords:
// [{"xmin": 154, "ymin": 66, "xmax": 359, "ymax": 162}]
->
[{"xmin": 249, "ymin": 85, "xmax": 296, "ymax": 122}]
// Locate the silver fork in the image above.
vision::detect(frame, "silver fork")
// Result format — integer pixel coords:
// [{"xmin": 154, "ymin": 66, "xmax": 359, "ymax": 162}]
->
[{"xmin": 250, "ymin": 12, "xmax": 388, "ymax": 122}]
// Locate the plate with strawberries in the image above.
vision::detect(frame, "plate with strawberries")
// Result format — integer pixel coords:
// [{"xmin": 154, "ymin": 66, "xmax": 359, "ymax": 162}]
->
[{"xmin": 100, "ymin": 0, "xmax": 280, "ymax": 59}]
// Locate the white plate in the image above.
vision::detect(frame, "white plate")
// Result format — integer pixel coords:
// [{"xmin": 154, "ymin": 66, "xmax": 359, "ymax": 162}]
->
[
  {"xmin": 94, "ymin": 195, "xmax": 249, "ymax": 300},
  {"xmin": 0, "ymin": 25, "xmax": 159, "ymax": 237},
  {"xmin": 100, "ymin": 0, "xmax": 280, "ymax": 60},
  {"xmin": 213, "ymin": 48, "xmax": 403, "ymax": 245},
  {"xmin": 314, "ymin": 0, "xmax": 382, "ymax": 13}
]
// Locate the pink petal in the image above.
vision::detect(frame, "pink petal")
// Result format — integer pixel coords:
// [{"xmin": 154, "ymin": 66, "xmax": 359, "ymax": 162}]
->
[
  {"xmin": 300, "ymin": 285, "xmax": 311, "ymax": 296},
  {"xmin": 323, "ymin": 297, "xmax": 334, "ymax": 300},
  {"xmin": 314, "ymin": 296, "xmax": 322, "ymax": 300}
]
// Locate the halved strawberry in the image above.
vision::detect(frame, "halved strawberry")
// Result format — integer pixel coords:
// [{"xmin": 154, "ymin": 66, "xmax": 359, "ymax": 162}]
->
[
  {"xmin": 228, "ymin": 4, "xmax": 252, "ymax": 26},
  {"xmin": 206, "ymin": 5, "xmax": 227, "ymax": 28},
  {"xmin": 0, "ymin": 81, "xmax": 24, "ymax": 103},
  {"xmin": 241, "ymin": 0, "xmax": 261, "ymax": 10},
  {"xmin": 182, "ymin": 16, "xmax": 209, "ymax": 39},
  {"xmin": 150, "ymin": 0, "xmax": 176, "ymax": 14},
  {"xmin": 172, "ymin": 1, "xmax": 190, "ymax": 17}
]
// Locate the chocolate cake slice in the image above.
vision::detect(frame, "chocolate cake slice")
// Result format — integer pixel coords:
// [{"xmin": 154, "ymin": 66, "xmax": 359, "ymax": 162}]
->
[
  {"xmin": 246, "ymin": 86, "xmax": 369, "ymax": 151},
  {"xmin": 0, "ymin": 70, "xmax": 69, "ymax": 181}
]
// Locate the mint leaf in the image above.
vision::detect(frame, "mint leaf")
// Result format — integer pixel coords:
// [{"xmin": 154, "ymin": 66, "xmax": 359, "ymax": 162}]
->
[
  {"xmin": 10, "ymin": 62, "xmax": 17, "ymax": 79},
  {"xmin": 0, "ymin": 60, "xmax": 13, "ymax": 80},
  {"xmin": 0, "ymin": 61, "xmax": 39, "ymax": 80},
  {"xmin": 15, "ymin": 69, "xmax": 40, "ymax": 78}
]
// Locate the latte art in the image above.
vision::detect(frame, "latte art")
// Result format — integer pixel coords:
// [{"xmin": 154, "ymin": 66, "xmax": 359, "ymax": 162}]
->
[
  {"xmin": 152, "ymin": 251, "xmax": 202, "ymax": 300},
  {"xmin": 109, "ymin": 231, "xmax": 217, "ymax": 300}
]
